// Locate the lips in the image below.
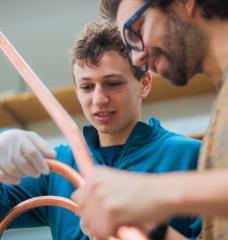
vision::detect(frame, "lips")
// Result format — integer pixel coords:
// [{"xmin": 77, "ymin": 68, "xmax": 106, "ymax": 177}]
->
[
  {"xmin": 149, "ymin": 57, "xmax": 160, "ymax": 73},
  {"xmin": 93, "ymin": 111, "xmax": 116, "ymax": 123}
]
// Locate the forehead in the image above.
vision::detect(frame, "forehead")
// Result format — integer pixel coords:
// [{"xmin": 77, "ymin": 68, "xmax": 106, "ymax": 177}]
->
[
  {"xmin": 117, "ymin": 0, "xmax": 144, "ymax": 31},
  {"xmin": 74, "ymin": 51, "xmax": 133, "ymax": 81}
]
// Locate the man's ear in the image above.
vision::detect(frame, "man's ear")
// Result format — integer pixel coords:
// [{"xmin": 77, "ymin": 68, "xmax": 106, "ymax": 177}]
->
[
  {"xmin": 173, "ymin": 0, "xmax": 197, "ymax": 19},
  {"xmin": 140, "ymin": 71, "xmax": 152, "ymax": 99}
]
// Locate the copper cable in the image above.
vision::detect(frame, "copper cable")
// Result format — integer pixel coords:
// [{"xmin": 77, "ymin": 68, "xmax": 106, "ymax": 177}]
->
[
  {"xmin": 0, "ymin": 196, "xmax": 80, "ymax": 236},
  {"xmin": 0, "ymin": 160, "xmax": 82, "ymax": 236},
  {"xmin": 46, "ymin": 159, "xmax": 84, "ymax": 187},
  {"xmin": 0, "ymin": 160, "xmax": 147, "ymax": 239}
]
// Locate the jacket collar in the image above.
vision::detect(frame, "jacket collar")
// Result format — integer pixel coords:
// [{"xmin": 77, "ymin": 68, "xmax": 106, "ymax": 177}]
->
[{"xmin": 83, "ymin": 117, "xmax": 166, "ymax": 152}]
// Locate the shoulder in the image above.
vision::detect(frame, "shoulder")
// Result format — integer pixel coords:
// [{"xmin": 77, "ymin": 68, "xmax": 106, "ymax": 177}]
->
[
  {"xmin": 148, "ymin": 117, "xmax": 201, "ymax": 148},
  {"xmin": 165, "ymin": 134, "xmax": 201, "ymax": 168},
  {"xmin": 165, "ymin": 133, "xmax": 201, "ymax": 148},
  {"xmin": 162, "ymin": 133, "xmax": 201, "ymax": 155},
  {"xmin": 145, "ymin": 117, "xmax": 201, "ymax": 151}
]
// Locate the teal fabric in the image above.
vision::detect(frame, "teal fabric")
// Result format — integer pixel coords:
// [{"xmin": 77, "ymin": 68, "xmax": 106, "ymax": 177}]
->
[
  {"xmin": 0, "ymin": 118, "xmax": 201, "ymax": 239},
  {"xmin": 99, "ymin": 144, "xmax": 124, "ymax": 166}
]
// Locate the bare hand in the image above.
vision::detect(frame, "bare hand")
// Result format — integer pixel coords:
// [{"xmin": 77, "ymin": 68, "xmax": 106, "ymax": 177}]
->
[{"xmin": 72, "ymin": 167, "xmax": 171, "ymax": 239}]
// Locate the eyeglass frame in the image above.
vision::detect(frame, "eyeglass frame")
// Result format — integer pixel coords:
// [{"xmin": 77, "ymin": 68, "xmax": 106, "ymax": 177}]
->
[{"xmin": 123, "ymin": 0, "xmax": 154, "ymax": 72}]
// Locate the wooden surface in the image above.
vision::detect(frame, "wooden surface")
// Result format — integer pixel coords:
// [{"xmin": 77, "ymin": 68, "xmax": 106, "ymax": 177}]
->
[{"xmin": 0, "ymin": 73, "xmax": 214, "ymax": 127}]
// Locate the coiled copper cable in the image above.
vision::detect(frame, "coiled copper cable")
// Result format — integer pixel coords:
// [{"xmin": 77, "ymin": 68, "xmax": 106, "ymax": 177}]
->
[{"xmin": 0, "ymin": 160, "xmax": 82, "ymax": 236}]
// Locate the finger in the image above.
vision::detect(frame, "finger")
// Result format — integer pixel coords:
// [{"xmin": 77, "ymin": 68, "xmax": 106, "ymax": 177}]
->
[
  {"xmin": 80, "ymin": 217, "xmax": 97, "ymax": 239},
  {"xmin": 71, "ymin": 190, "xmax": 80, "ymax": 203},
  {"xmin": 27, "ymin": 132, "xmax": 56, "ymax": 158},
  {"xmin": 89, "ymin": 223, "xmax": 108, "ymax": 240},
  {"xmin": 71, "ymin": 188, "xmax": 87, "ymax": 207},
  {"xmin": 0, "ymin": 146, "xmax": 24, "ymax": 179},
  {"xmin": 0, "ymin": 168, "xmax": 20, "ymax": 185},
  {"xmin": 11, "ymin": 138, "xmax": 40, "ymax": 178},
  {"xmin": 142, "ymin": 222, "xmax": 157, "ymax": 234},
  {"xmin": 80, "ymin": 218, "xmax": 90, "ymax": 236},
  {"xmin": 1, "ymin": 158, "xmax": 25, "ymax": 179},
  {"xmin": 26, "ymin": 151, "xmax": 49, "ymax": 175},
  {"xmin": 21, "ymin": 139, "xmax": 49, "ymax": 175},
  {"xmin": 13, "ymin": 152, "xmax": 40, "ymax": 178}
]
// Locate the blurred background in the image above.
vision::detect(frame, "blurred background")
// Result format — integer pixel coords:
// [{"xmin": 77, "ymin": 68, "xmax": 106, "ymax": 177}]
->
[{"xmin": 1, "ymin": 0, "xmax": 215, "ymax": 239}]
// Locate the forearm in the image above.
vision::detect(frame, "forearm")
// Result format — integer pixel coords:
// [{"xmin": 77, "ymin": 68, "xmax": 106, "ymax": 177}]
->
[{"xmin": 160, "ymin": 170, "xmax": 228, "ymax": 218}]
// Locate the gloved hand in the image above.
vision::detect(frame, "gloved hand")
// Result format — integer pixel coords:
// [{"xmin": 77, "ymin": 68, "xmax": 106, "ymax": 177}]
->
[{"xmin": 0, "ymin": 129, "xmax": 56, "ymax": 184}]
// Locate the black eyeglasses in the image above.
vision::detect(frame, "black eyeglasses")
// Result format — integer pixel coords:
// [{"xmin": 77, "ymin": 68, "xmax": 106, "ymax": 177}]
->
[{"xmin": 123, "ymin": 0, "xmax": 153, "ymax": 72}]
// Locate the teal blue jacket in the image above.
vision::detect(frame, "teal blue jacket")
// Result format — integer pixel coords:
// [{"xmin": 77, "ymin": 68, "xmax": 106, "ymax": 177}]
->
[{"xmin": 0, "ymin": 118, "xmax": 201, "ymax": 239}]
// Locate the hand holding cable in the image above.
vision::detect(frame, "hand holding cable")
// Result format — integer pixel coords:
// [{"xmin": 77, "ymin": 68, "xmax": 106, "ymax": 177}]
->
[{"xmin": 0, "ymin": 129, "xmax": 56, "ymax": 184}]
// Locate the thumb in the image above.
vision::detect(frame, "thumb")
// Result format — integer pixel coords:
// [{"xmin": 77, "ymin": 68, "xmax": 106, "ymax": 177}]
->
[{"xmin": 71, "ymin": 189, "xmax": 81, "ymax": 204}]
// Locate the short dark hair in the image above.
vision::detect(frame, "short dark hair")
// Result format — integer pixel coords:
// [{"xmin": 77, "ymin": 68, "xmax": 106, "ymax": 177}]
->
[
  {"xmin": 99, "ymin": 0, "xmax": 228, "ymax": 21},
  {"xmin": 71, "ymin": 21, "xmax": 144, "ymax": 81},
  {"xmin": 197, "ymin": 0, "xmax": 228, "ymax": 20}
]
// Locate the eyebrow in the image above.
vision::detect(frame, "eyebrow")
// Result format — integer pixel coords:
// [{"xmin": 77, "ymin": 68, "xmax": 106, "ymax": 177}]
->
[
  {"xmin": 78, "ymin": 74, "xmax": 125, "ymax": 82},
  {"xmin": 78, "ymin": 77, "xmax": 92, "ymax": 81},
  {"xmin": 103, "ymin": 74, "xmax": 125, "ymax": 79}
]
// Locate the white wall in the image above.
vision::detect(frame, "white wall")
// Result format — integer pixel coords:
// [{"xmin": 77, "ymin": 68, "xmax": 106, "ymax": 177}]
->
[{"xmin": 0, "ymin": 0, "xmax": 99, "ymax": 93}]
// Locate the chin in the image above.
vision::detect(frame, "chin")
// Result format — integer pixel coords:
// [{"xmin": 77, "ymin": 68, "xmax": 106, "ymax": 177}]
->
[
  {"xmin": 170, "ymin": 77, "xmax": 188, "ymax": 86},
  {"xmin": 97, "ymin": 126, "xmax": 113, "ymax": 134},
  {"xmin": 163, "ymin": 71, "xmax": 189, "ymax": 86}
]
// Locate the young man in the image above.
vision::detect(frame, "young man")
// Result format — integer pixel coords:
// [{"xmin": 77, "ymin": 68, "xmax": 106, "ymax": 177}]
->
[
  {"xmin": 0, "ymin": 22, "xmax": 201, "ymax": 239},
  {"xmin": 74, "ymin": 1, "xmax": 228, "ymax": 239}
]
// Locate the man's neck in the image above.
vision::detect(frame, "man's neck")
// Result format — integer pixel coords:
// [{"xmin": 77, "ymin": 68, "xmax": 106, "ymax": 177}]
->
[
  {"xmin": 201, "ymin": 19, "xmax": 228, "ymax": 87},
  {"xmin": 98, "ymin": 120, "xmax": 138, "ymax": 147}
]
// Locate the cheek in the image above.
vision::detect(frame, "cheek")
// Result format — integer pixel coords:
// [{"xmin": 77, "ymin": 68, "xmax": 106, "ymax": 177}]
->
[
  {"xmin": 78, "ymin": 95, "xmax": 91, "ymax": 114},
  {"xmin": 121, "ymin": 90, "xmax": 140, "ymax": 110},
  {"xmin": 144, "ymin": 14, "xmax": 169, "ymax": 46}
]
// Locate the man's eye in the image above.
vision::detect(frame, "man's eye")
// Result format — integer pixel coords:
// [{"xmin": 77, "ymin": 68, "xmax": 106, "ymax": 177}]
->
[
  {"xmin": 106, "ymin": 82, "xmax": 122, "ymax": 88},
  {"xmin": 80, "ymin": 84, "xmax": 94, "ymax": 91},
  {"xmin": 126, "ymin": 30, "xmax": 140, "ymax": 44}
]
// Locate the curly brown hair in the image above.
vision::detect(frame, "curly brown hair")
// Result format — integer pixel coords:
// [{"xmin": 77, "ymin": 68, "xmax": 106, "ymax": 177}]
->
[
  {"xmin": 70, "ymin": 21, "xmax": 144, "ymax": 81},
  {"xmin": 99, "ymin": 0, "xmax": 228, "ymax": 21}
]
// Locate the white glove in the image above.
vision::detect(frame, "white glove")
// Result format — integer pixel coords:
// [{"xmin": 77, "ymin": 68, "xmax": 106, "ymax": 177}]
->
[{"xmin": 0, "ymin": 129, "xmax": 56, "ymax": 185}]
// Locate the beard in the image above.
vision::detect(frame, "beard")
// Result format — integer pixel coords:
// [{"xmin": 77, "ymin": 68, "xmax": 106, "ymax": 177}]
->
[{"xmin": 150, "ymin": 11, "xmax": 208, "ymax": 86}]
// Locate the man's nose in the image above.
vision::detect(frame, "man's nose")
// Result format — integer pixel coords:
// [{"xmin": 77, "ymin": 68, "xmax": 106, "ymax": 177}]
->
[
  {"xmin": 92, "ymin": 86, "xmax": 110, "ymax": 106},
  {"xmin": 131, "ymin": 48, "xmax": 148, "ymax": 69}
]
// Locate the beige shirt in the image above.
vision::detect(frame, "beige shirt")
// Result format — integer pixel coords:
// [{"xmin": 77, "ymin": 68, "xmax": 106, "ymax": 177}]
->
[{"xmin": 199, "ymin": 69, "xmax": 228, "ymax": 240}]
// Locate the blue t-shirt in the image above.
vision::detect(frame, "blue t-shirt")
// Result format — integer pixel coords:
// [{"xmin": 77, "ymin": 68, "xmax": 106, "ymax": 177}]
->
[
  {"xmin": 99, "ymin": 145, "xmax": 124, "ymax": 166},
  {"xmin": 0, "ymin": 117, "xmax": 202, "ymax": 239}
]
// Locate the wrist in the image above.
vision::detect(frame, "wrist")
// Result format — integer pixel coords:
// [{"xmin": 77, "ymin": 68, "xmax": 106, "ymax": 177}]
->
[
  {"xmin": 169, "ymin": 170, "xmax": 228, "ymax": 217},
  {"xmin": 147, "ymin": 173, "xmax": 193, "ymax": 219},
  {"xmin": 143, "ymin": 174, "xmax": 180, "ymax": 221}
]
